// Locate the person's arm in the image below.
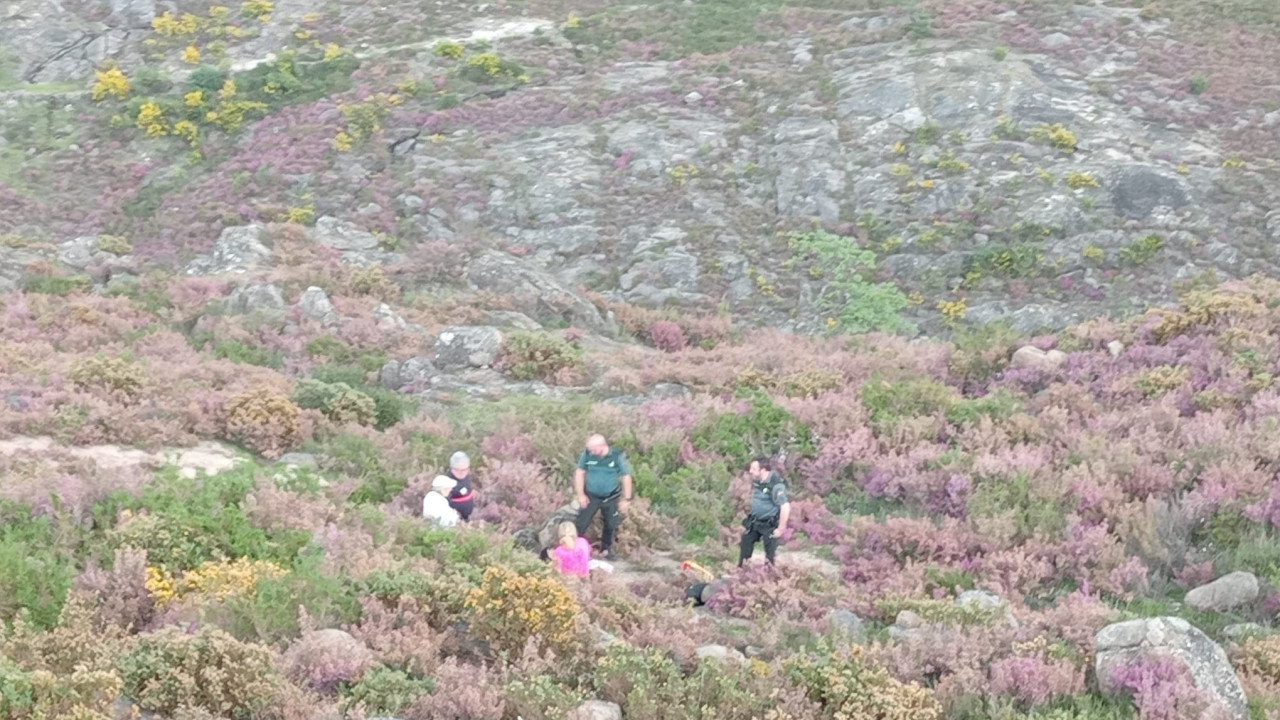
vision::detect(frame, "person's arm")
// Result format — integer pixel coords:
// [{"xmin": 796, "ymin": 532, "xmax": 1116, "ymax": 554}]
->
[
  {"xmin": 771, "ymin": 479, "xmax": 790, "ymax": 537},
  {"xmin": 619, "ymin": 453, "xmax": 634, "ymax": 511},
  {"xmin": 573, "ymin": 452, "xmax": 588, "ymax": 507},
  {"xmin": 773, "ymin": 502, "xmax": 791, "ymax": 537}
]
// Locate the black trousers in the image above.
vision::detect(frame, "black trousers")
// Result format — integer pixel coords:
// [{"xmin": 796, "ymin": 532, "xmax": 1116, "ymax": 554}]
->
[
  {"xmin": 575, "ymin": 490, "xmax": 621, "ymax": 551},
  {"xmin": 739, "ymin": 515, "xmax": 779, "ymax": 565}
]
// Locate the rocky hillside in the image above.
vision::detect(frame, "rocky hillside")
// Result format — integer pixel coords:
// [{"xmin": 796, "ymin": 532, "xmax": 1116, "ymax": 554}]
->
[{"xmin": 4, "ymin": 0, "xmax": 1280, "ymax": 337}]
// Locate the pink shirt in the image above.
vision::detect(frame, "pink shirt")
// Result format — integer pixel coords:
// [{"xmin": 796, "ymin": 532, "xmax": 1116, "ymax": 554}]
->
[{"xmin": 553, "ymin": 537, "xmax": 591, "ymax": 577}]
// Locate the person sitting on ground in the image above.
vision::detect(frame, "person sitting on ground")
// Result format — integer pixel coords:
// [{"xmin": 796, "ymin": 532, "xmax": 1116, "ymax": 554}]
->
[
  {"xmin": 423, "ymin": 475, "xmax": 461, "ymax": 528},
  {"xmin": 573, "ymin": 433, "xmax": 633, "ymax": 561},
  {"xmin": 738, "ymin": 456, "xmax": 790, "ymax": 567},
  {"xmin": 444, "ymin": 451, "xmax": 475, "ymax": 522},
  {"xmin": 552, "ymin": 521, "xmax": 591, "ymax": 578}
]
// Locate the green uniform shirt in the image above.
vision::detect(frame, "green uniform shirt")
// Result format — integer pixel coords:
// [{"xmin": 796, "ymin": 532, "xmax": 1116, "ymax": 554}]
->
[
  {"xmin": 578, "ymin": 448, "xmax": 631, "ymax": 497},
  {"xmin": 749, "ymin": 472, "xmax": 788, "ymax": 520}
]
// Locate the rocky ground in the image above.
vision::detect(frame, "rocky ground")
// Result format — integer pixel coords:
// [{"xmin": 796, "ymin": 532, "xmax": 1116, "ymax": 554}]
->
[{"xmin": 3, "ymin": 0, "xmax": 1280, "ymax": 341}]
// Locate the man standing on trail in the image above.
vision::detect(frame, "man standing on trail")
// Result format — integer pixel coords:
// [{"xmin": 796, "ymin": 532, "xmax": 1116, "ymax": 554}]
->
[
  {"xmin": 573, "ymin": 434, "xmax": 633, "ymax": 561},
  {"xmin": 739, "ymin": 456, "xmax": 790, "ymax": 567}
]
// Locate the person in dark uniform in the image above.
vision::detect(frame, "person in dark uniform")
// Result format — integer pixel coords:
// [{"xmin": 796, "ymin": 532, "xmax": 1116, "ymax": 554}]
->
[
  {"xmin": 445, "ymin": 451, "xmax": 475, "ymax": 522},
  {"xmin": 739, "ymin": 456, "xmax": 790, "ymax": 567},
  {"xmin": 573, "ymin": 434, "xmax": 633, "ymax": 561}
]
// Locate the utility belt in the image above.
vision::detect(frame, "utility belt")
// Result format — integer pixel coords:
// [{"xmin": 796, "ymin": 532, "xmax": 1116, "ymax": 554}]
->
[{"xmin": 743, "ymin": 513, "xmax": 780, "ymax": 533}]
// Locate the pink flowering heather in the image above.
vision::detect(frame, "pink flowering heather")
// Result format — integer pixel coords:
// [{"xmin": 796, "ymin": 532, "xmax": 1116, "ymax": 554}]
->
[{"xmin": 1108, "ymin": 652, "xmax": 1223, "ymax": 720}]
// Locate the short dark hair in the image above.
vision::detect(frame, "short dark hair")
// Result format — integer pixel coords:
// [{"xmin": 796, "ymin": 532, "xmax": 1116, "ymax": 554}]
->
[{"xmin": 750, "ymin": 456, "xmax": 771, "ymax": 472}]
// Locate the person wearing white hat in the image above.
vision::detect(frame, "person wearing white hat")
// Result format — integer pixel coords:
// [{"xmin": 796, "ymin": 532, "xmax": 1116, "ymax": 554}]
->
[{"xmin": 423, "ymin": 475, "xmax": 461, "ymax": 528}]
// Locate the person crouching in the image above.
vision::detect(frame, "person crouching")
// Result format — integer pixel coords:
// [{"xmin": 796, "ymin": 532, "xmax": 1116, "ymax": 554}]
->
[{"xmin": 423, "ymin": 475, "xmax": 461, "ymax": 528}]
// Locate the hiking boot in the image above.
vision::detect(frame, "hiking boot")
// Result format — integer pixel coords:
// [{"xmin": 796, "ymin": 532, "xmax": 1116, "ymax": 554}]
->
[{"xmin": 602, "ymin": 548, "xmax": 617, "ymax": 561}]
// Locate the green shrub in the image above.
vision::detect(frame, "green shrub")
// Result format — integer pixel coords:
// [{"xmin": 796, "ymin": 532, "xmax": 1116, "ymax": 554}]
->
[
  {"xmin": 223, "ymin": 387, "xmax": 303, "ymax": 458},
  {"xmin": 0, "ymin": 655, "xmax": 122, "ymax": 720},
  {"xmin": 310, "ymin": 363, "xmax": 367, "ymax": 386},
  {"xmin": 636, "ymin": 461, "xmax": 736, "ymax": 543},
  {"xmin": 789, "ymin": 230, "xmax": 910, "ymax": 335},
  {"xmin": 224, "ymin": 550, "xmax": 361, "ymax": 643},
  {"xmin": 496, "ymin": 332, "xmax": 584, "ymax": 382},
  {"xmin": 785, "ymin": 646, "xmax": 942, "ymax": 719},
  {"xmin": 0, "ymin": 519, "xmax": 75, "ymax": 629},
  {"xmin": 115, "ymin": 468, "xmax": 311, "ymax": 571},
  {"xmin": 118, "ymin": 626, "xmax": 276, "ymax": 718},
  {"xmin": 292, "ymin": 379, "xmax": 376, "ymax": 426},
  {"xmin": 968, "ymin": 473, "xmax": 1068, "ymax": 543},
  {"xmin": 945, "ymin": 389, "xmax": 1020, "ymax": 426},
  {"xmin": 186, "ymin": 65, "xmax": 228, "ymax": 93},
  {"xmin": 68, "ymin": 355, "xmax": 146, "ymax": 399},
  {"xmin": 340, "ymin": 664, "xmax": 435, "ymax": 716},
  {"xmin": 209, "ymin": 339, "xmax": 283, "ymax": 368},
  {"xmin": 690, "ymin": 390, "xmax": 813, "ymax": 468},
  {"xmin": 464, "ymin": 565, "xmax": 581, "ymax": 657},
  {"xmin": 93, "ymin": 234, "xmax": 132, "ymax": 255},
  {"xmin": 947, "ymin": 322, "xmax": 1021, "ymax": 386},
  {"xmin": 860, "ymin": 376, "xmax": 957, "ymax": 427},
  {"xmin": 1120, "ymin": 234, "xmax": 1164, "ymax": 266},
  {"xmin": 1189, "ymin": 73, "xmax": 1208, "ymax": 95},
  {"xmin": 592, "ymin": 645, "xmax": 784, "ymax": 718},
  {"xmin": 20, "ymin": 275, "xmax": 91, "ymax": 295}
]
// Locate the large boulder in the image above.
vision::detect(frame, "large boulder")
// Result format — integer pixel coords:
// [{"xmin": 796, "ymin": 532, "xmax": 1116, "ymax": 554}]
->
[
  {"xmin": 1185, "ymin": 572, "xmax": 1259, "ymax": 613},
  {"xmin": 1095, "ymin": 617, "xmax": 1247, "ymax": 720},
  {"xmin": 311, "ymin": 216, "xmax": 380, "ymax": 252},
  {"xmin": 1010, "ymin": 345, "xmax": 1068, "ymax": 372},
  {"xmin": 695, "ymin": 644, "xmax": 747, "ymax": 665},
  {"xmin": 1110, "ymin": 165, "xmax": 1188, "ymax": 220},
  {"xmin": 298, "ymin": 286, "xmax": 339, "ymax": 327},
  {"xmin": 567, "ymin": 700, "xmax": 622, "ymax": 720},
  {"xmin": 434, "ymin": 326, "xmax": 503, "ymax": 369},
  {"xmin": 222, "ymin": 283, "xmax": 287, "ymax": 316},
  {"xmin": 379, "ymin": 357, "xmax": 436, "ymax": 391},
  {"xmin": 186, "ymin": 225, "xmax": 273, "ymax": 275},
  {"xmin": 466, "ymin": 251, "xmax": 614, "ymax": 334},
  {"xmin": 826, "ymin": 608, "xmax": 865, "ymax": 640}
]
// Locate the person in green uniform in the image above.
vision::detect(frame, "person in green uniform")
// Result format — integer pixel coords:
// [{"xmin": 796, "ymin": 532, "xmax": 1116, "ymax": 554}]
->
[
  {"xmin": 739, "ymin": 456, "xmax": 790, "ymax": 566},
  {"xmin": 573, "ymin": 434, "xmax": 633, "ymax": 561}
]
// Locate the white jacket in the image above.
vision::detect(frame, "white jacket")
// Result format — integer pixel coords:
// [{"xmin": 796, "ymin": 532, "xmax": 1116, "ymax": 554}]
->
[{"xmin": 422, "ymin": 491, "xmax": 460, "ymax": 527}]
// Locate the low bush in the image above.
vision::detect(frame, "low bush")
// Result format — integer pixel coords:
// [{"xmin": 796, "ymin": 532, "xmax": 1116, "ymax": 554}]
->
[
  {"xmin": 495, "ymin": 332, "xmax": 584, "ymax": 384},
  {"xmin": 68, "ymin": 355, "xmax": 146, "ymax": 400},
  {"xmin": 223, "ymin": 387, "xmax": 304, "ymax": 458},
  {"xmin": 117, "ymin": 626, "xmax": 277, "ymax": 718},
  {"xmin": 786, "ymin": 645, "xmax": 942, "ymax": 720},
  {"xmin": 464, "ymin": 565, "xmax": 581, "ymax": 657},
  {"xmin": 293, "ymin": 378, "xmax": 376, "ymax": 426},
  {"xmin": 339, "ymin": 663, "xmax": 435, "ymax": 715}
]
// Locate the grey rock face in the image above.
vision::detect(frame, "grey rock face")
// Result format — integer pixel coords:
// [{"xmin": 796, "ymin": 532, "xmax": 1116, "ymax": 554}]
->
[
  {"xmin": 186, "ymin": 225, "xmax": 273, "ymax": 276},
  {"xmin": 695, "ymin": 644, "xmax": 747, "ymax": 665},
  {"xmin": 312, "ymin": 216, "xmax": 380, "ymax": 252},
  {"xmin": 466, "ymin": 251, "xmax": 612, "ymax": 333},
  {"xmin": 379, "ymin": 357, "xmax": 436, "ymax": 391},
  {"xmin": 1010, "ymin": 345, "xmax": 1068, "ymax": 371},
  {"xmin": 298, "ymin": 286, "xmax": 339, "ymax": 327},
  {"xmin": 1095, "ymin": 617, "xmax": 1247, "ymax": 720},
  {"xmin": 109, "ymin": 0, "xmax": 156, "ymax": 28},
  {"xmin": 223, "ymin": 283, "xmax": 286, "ymax": 315},
  {"xmin": 434, "ymin": 326, "xmax": 503, "ymax": 370},
  {"xmin": 955, "ymin": 590, "xmax": 1006, "ymax": 613},
  {"xmin": 372, "ymin": 303, "xmax": 407, "ymax": 331},
  {"xmin": 1185, "ymin": 572, "xmax": 1259, "ymax": 613},
  {"xmin": 1111, "ymin": 165, "xmax": 1188, "ymax": 220},
  {"xmin": 568, "ymin": 700, "xmax": 622, "ymax": 720},
  {"xmin": 826, "ymin": 608, "xmax": 866, "ymax": 639}
]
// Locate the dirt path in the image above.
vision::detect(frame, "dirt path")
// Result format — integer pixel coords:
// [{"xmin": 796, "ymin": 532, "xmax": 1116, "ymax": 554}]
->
[{"xmin": 0, "ymin": 435, "xmax": 242, "ymax": 478}]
